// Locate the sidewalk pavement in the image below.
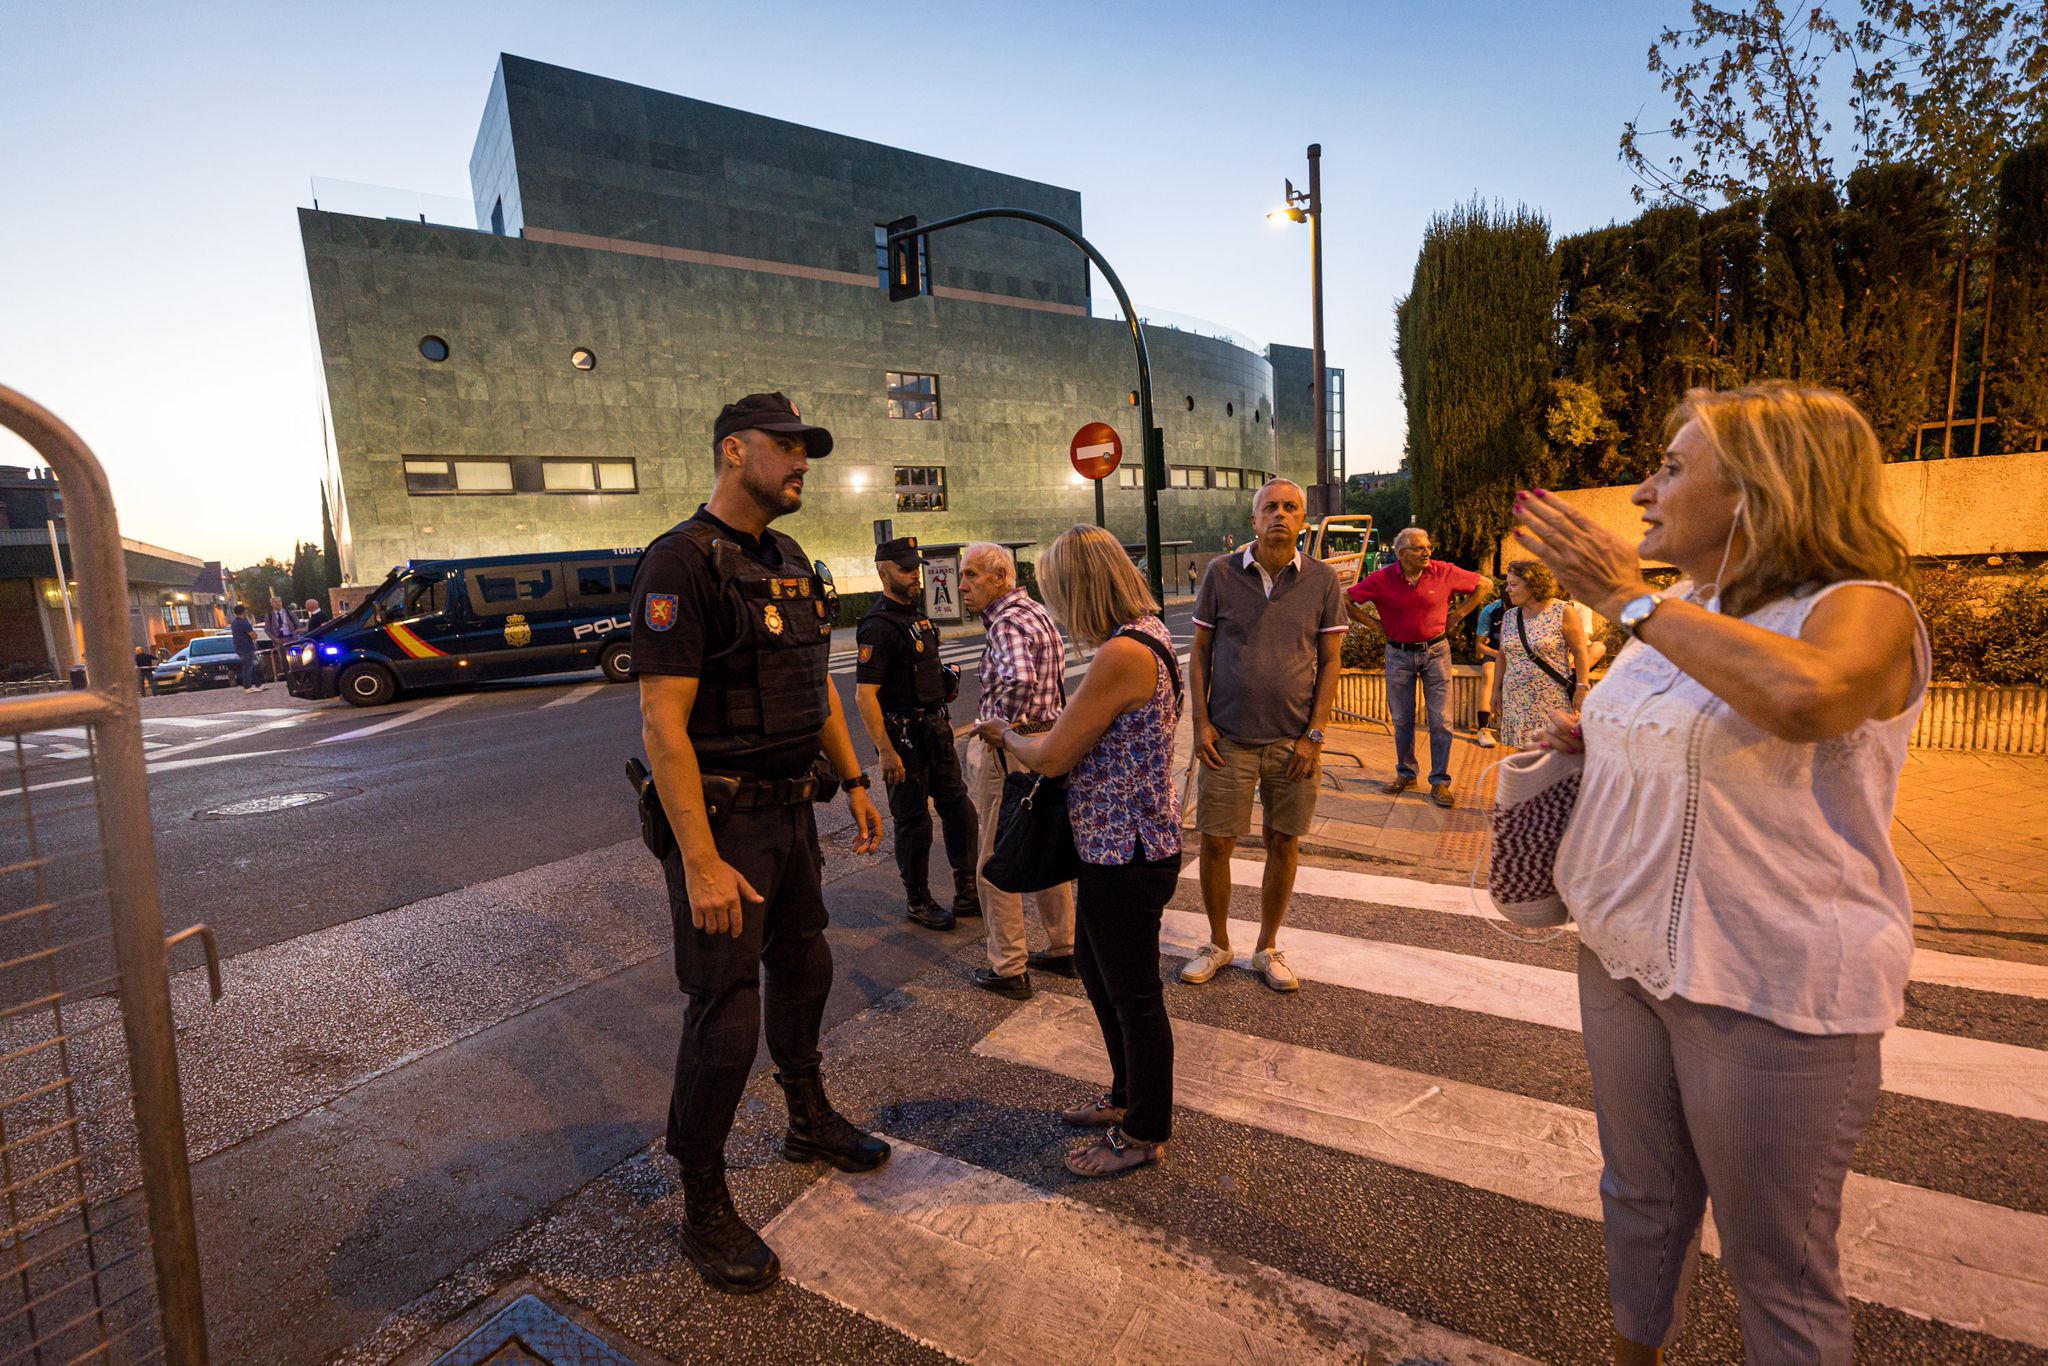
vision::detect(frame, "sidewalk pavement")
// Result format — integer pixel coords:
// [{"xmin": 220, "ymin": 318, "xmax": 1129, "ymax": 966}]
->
[{"xmin": 1281, "ymin": 719, "xmax": 2048, "ymax": 956}]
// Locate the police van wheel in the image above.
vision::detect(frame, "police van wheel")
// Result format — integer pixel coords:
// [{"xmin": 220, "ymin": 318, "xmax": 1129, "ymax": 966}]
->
[
  {"xmin": 599, "ymin": 642, "xmax": 632, "ymax": 683},
  {"xmin": 339, "ymin": 663, "xmax": 397, "ymax": 708}
]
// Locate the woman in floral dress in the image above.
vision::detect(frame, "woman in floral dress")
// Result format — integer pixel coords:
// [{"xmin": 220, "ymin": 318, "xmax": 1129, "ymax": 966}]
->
[{"xmin": 1492, "ymin": 558, "xmax": 1590, "ymax": 750}]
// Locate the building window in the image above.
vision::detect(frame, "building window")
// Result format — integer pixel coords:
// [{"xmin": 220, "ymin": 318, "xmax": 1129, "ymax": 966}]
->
[
  {"xmin": 875, "ymin": 224, "xmax": 927, "ymax": 292},
  {"xmin": 570, "ymin": 347, "xmax": 597, "ymax": 371},
  {"xmin": 1327, "ymin": 369, "xmax": 1346, "ymax": 482},
  {"xmin": 1116, "ymin": 466, "xmax": 1140, "ymax": 489},
  {"xmin": 541, "ymin": 458, "xmax": 637, "ymax": 493},
  {"xmin": 1168, "ymin": 465, "xmax": 1210, "ymax": 489},
  {"xmin": 886, "ymin": 372, "xmax": 941, "ymax": 420},
  {"xmin": 419, "ymin": 336, "xmax": 450, "ymax": 363},
  {"xmin": 1214, "ymin": 468, "xmax": 1244, "ymax": 490},
  {"xmin": 403, "ymin": 458, "xmax": 514, "ymax": 495},
  {"xmin": 894, "ymin": 465, "xmax": 947, "ymax": 512}
]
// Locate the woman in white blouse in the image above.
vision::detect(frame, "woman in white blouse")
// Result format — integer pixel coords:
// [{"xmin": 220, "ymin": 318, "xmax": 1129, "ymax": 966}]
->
[{"xmin": 1512, "ymin": 382, "xmax": 1925, "ymax": 1366}]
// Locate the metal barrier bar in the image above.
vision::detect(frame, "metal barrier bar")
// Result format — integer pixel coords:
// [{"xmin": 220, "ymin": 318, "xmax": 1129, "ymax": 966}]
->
[{"xmin": 0, "ymin": 386, "xmax": 206, "ymax": 1364}]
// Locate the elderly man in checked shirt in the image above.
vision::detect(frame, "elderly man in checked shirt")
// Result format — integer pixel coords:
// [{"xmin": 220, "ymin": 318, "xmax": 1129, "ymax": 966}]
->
[{"xmin": 958, "ymin": 542, "xmax": 1076, "ymax": 999}]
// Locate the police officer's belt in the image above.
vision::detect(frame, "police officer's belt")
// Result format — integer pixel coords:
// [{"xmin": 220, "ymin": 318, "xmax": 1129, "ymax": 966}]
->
[
  {"xmin": 884, "ymin": 704, "xmax": 952, "ymax": 723},
  {"xmin": 704, "ymin": 770, "xmax": 829, "ymax": 810}
]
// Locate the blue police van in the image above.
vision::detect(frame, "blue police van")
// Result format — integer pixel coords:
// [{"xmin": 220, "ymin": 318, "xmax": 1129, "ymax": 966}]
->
[{"xmin": 287, "ymin": 548, "xmax": 643, "ymax": 706}]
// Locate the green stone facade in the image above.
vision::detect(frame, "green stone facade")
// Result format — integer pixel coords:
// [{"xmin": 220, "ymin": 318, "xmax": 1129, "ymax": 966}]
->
[{"xmin": 305, "ymin": 56, "xmax": 1339, "ymax": 590}]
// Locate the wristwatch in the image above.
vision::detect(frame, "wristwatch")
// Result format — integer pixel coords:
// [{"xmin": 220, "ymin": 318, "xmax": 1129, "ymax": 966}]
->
[
  {"xmin": 1302, "ymin": 728, "xmax": 1326, "ymax": 745},
  {"xmin": 1617, "ymin": 590, "xmax": 1675, "ymax": 637},
  {"xmin": 842, "ymin": 772, "xmax": 872, "ymax": 791}
]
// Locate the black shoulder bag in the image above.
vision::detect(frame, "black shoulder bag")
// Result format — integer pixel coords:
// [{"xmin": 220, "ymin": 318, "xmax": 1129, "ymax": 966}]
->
[
  {"xmin": 981, "ymin": 625, "xmax": 1180, "ymax": 893},
  {"xmin": 1514, "ymin": 606, "xmax": 1577, "ymax": 705}
]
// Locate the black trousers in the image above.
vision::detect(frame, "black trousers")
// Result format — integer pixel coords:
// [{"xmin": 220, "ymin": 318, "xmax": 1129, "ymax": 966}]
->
[
  {"xmin": 661, "ymin": 802, "xmax": 832, "ymax": 1168},
  {"xmin": 885, "ymin": 712, "xmax": 978, "ymax": 894},
  {"xmin": 1073, "ymin": 848, "xmax": 1182, "ymax": 1144}
]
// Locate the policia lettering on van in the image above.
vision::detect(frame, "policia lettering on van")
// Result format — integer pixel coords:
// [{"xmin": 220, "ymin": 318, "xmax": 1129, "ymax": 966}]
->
[{"xmin": 285, "ymin": 548, "xmax": 642, "ymax": 706}]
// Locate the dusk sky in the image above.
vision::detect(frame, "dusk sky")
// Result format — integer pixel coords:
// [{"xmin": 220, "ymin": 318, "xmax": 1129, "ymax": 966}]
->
[{"xmin": 5, "ymin": 1, "xmax": 1700, "ymax": 567}]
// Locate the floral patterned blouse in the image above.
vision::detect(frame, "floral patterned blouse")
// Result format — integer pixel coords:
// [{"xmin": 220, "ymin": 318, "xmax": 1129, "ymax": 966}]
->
[{"xmin": 1068, "ymin": 616, "xmax": 1183, "ymax": 865}]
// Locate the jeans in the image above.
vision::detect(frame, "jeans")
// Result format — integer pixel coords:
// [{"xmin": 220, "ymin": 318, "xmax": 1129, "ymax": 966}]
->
[
  {"xmin": 1073, "ymin": 848, "xmax": 1182, "ymax": 1144},
  {"xmin": 236, "ymin": 653, "xmax": 261, "ymax": 688},
  {"xmin": 1385, "ymin": 640, "xmax": 1453, "ymax": 786}
]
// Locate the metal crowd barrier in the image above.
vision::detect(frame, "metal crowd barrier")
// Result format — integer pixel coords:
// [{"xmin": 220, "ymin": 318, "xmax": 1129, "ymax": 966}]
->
[{"xmin": 0, "ymin": 386, "xmax": 209, "ymax": 1363}]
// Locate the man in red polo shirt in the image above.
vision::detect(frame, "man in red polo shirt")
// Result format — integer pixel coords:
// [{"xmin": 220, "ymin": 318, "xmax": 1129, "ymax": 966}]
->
[{"xmin": 1346, "ymin": 527, "xmax": 1493, "ymax": 807}]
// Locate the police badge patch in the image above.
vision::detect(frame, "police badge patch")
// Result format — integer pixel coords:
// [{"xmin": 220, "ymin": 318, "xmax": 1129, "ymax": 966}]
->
[
  {"xmin": 859, "ymin": 644, "xmax": 873, "ymax": 663},
  {"xmin": 763, "ymin": 604, "xmax": 784, "ymax": 635},
  {"xmin": 644, "ymin": 594, "xmax": 678, "ymax": 632}
]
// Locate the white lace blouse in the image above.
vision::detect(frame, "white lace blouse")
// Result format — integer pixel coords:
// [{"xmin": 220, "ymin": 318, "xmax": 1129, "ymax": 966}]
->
[{"xmin": 1556, "ymin": 579, "xmax": 1929, "ymax": 1035}]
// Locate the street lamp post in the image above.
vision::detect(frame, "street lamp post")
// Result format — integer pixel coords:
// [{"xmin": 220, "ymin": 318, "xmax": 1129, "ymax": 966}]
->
[{"xmin": 1269, "ymin": 143, "xmax": 1330, "ymax": 519}]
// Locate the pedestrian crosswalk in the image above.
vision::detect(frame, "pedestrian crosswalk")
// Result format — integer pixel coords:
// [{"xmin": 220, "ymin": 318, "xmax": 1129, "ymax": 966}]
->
[
  {"xmin": 13, "ymin": 707, "xmax": 311, "ymax": 760},
  {"xmin": 763, "ymin": 852, "xmax": 2048, "ymax": 1360}
]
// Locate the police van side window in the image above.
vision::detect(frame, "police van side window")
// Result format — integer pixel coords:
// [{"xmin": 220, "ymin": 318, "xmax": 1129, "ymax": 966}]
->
[
  {"xmin": 567, "ymin": 560, "xmax": 634, "ymax": 605},
  {"xmin": 465, "ymin": 563, "xmax": 568, "ymax": 617},
  {"xmin": 402, "ymin": 576, "xmax": 449, "ymax": 619}
]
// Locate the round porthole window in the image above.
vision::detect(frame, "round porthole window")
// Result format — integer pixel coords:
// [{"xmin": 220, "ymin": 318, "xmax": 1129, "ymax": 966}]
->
[
  {"xmin": 1184, "ymin": 395, "xmax": 1195, "ymax": 411},
  {"xmin": 570, "ymin": 347, "xmax": 597, "ymax": 371},
  {"xmin": 1128, "ymin": 390, "xmax": 1139, "ymax": 406},
  {"xmin": 1254, "ymin": 409, "xmax": 1262, "ymax": 424},
  {"xmin": 1226, "ymin": 402, "xmax": 1235, "ymax": 417},
  {"xmin": 419, "ymin": 336, "xmax": 450, "ymax": 363}
]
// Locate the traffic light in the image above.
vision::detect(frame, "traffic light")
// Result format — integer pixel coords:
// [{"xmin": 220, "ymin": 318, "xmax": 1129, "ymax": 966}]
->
[{"xmin": 885, "ymin": 215, "xmax": 925, "ymax": 301}]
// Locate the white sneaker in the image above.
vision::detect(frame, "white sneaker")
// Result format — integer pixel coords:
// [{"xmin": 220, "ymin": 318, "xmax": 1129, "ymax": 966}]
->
[
  {"xmin": 1476, "ymin": 728, "xmax": 1497, "ymax": 749},
  {"xmin": 1252, "ymin": 948, "xmax": 1301, "ymax": 993},
  {"xmin": 1178, "ymin": 942, "xmax": 1233, "ymax": 985}
]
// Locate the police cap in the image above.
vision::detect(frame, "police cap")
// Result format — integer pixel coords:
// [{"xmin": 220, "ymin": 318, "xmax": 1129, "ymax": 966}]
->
[
  {"xmin": 714, "ymin": 392, "xmax": 834, "ymax": 458},
  {"xmin": 874, "ymin": 536, "xmax": 930, "ymax": 569}
]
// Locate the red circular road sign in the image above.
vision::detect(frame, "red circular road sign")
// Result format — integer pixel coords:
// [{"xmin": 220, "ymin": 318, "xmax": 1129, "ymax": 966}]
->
[{"xmin": 1070, "ymin": 422, "xmax": 1122, "ymax": 480}]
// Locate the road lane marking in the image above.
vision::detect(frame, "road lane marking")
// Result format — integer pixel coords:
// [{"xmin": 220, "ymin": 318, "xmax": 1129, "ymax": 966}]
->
[
  {"xmin": 540, "ymin": 682, "xmax": 607, "ymax": 709},
  {"xmin": 763, "ymin": 1137, "xmax": 1537, "ymax": 1366},
  {"xmin": 315, "ymin": 693, "xmax": 474, "ymax": 745},
  {"xmin": 1155, "ymin": 909, "xmax": 2048, "ymax": 1123},
  {"xmin": 1189, "ymin": 857, "xmax": 2048, "ymax": 1002},
  {"xmin": 977, "ymin": 994, "xmax": 2048, "ymax": 1350},
  {"xmin": 147, "ymin": 712, "xmax": 318, "ymax": 762},
  {"xmin": 0, "ymin": 748, "xmax": 299, "ymax": 799}
]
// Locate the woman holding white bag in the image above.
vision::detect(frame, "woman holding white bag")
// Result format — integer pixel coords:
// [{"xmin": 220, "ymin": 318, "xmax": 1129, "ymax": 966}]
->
[{"xmin": 1508, "ymin": 381, "xmax": 1925, "ymax": 1366}]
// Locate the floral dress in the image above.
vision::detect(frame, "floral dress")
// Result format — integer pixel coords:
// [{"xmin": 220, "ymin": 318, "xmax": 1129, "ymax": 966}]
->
[{"xmin": 1498, "ymin": 599, "xmax": 1573, "ymax": 748}]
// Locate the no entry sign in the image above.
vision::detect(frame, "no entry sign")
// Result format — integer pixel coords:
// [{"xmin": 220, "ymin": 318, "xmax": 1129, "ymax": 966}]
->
[{"xmin": 1070, "ymin": 422, "xmax": 1122, "ymax": 480}]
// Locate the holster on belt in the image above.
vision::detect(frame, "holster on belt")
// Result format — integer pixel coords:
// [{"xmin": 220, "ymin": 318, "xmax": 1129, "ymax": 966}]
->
[
  {"xmin": 627, "ymin": 756, "xmax": 839, "ymax": 859},
  {"xmin": 624, "ymin": 757, "xmax": 678, "ymax": 858}
]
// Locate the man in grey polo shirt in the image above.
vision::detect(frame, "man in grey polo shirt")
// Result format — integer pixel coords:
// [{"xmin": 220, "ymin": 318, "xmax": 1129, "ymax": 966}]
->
[{"xmin": 1185, "ymin": 479, "xmax": 1349, "ymax": 994}]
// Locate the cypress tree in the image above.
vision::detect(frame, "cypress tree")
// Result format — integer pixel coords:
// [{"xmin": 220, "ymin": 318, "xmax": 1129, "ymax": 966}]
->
[
  {"xmin": 1397, "ymin": 199, "xmax": 1557, "ymax": 566},
  {"xmin": 1839, "ymin": 162, "xmax": 1952, "ymax": 457},
  {"xmin": 320, "ymin": 484, "xmax": 343, "ymax": 589},
  {"xmin": 1994, "ymin": 142, "xmax": 2048, "ymax": 454}
]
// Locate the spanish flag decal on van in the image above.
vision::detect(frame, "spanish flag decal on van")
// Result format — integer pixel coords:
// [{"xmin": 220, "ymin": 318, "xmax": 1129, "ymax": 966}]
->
[{"xmin": 385, "ymin": 622, "xmax": 447, "ymax": 659}]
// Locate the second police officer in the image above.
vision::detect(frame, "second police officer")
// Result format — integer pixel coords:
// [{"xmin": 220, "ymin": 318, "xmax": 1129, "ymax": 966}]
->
[
  {"xmin": 854, "ymin": 537, "xmax": 981, "ymax": 931},
  {"xmin": 630, "ymin": 392, "xmax": 888, "ymax": 1296}
]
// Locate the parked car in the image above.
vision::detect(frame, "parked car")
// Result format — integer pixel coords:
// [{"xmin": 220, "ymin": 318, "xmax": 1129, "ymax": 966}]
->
[{"xmin": 151, "ymin": 631, "xmax": 276, "ymax": 693}]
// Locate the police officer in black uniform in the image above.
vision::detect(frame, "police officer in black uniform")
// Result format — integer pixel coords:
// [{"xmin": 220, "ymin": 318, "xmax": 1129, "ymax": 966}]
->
[
  {"xmin": 854, "ymin": 537, "xmax": 981, "ymax": 931},
  {"xmin": 630, "ymin": 392, "xmax": 888, "ymax": 1295}
]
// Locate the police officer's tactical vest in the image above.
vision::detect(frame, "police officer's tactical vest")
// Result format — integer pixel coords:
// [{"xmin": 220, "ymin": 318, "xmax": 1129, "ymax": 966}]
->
[
  {"xmin": 865, "ymin": 600, "xmax": 948, "ymax": 710},
  {"xmin": 671, "ymin": 521, "xmax": 833, "ymax": 767}
]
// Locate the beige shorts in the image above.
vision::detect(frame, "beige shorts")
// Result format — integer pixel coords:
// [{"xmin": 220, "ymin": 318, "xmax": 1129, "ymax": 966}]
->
[{"xmin": 1195, "ymin": 735, "xmax": 1319, "ymax": 838}]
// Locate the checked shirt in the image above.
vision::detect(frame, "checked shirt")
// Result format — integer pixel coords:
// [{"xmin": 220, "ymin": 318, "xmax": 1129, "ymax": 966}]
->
[{"xmin": 976, "ymin": 587, "xmax": 1066, "ymax": 727}]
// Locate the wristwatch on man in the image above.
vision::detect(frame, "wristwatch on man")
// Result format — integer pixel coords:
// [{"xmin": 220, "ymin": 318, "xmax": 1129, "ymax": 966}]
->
[
  {"xmin": 1302, "ymin": 727, "xmax": 1325, "ymax": 746},
  {"xmin": 1617, "ymin": 590, "xmax": 1676, "ymax": 637},
  {"xmin": 842, "ymin": 772, "xmax": 872, "ymax": 791}
]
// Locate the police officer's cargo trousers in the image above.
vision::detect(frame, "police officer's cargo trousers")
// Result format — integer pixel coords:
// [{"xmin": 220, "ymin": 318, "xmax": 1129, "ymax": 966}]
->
[
  {"xmin": 885, "ymin": 713, "xmax": 977, "ymax": 895},
  {"xmin": 662, "ymin": 802, "xmax": 831, "ymax": 1167}
]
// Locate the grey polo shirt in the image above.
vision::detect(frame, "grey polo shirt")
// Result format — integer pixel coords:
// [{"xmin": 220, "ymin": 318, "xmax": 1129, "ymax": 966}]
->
[{"xmin": 1192, "ymin": 545, "xmax": 1350, "ymax": 744}]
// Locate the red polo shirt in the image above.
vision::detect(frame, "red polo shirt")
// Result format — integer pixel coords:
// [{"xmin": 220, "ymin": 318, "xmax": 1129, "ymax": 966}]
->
[{"xmin": 1346, "ymin": 560, "xmax": 1482, "ymax": 642}]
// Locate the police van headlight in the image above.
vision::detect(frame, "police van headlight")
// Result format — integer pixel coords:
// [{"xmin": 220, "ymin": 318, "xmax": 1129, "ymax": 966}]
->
[{"xmin": 297, "ymin": 644, "xmax": 316, "ymax": 667}]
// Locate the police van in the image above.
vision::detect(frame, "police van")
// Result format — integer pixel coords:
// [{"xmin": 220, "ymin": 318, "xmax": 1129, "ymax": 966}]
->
[{"xmin": 287, "ymin": 548, "xmax": 642, "ymax": 706}]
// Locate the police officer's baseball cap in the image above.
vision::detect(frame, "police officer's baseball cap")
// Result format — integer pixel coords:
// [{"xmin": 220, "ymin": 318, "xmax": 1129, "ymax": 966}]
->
[
  {"xmin": 713, "ymin": 392, "xmax": 834, "ymax": 458},
  {"xmin": 874, "ymin": 536, "xmax": 929, "ymax": 569}
]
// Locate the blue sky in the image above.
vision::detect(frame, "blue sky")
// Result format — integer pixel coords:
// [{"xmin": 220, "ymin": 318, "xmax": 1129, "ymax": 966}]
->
[{"xmin": 2, "ymin": 0, "xmax": 1683, "ymax": 565}]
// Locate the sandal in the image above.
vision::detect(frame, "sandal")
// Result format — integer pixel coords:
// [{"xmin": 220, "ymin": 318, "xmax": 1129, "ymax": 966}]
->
[
  {"xmin": 1060, "ymin": 1093, "xmax": 1127, "ymax": 1127},
  {"xmin": 1064, "ymin": 1125, "xmax": 1163, "ymax": 1178}
]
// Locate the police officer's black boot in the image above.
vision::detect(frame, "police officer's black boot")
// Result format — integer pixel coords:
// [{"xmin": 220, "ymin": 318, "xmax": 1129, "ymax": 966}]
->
[
  {"xmin": 950, "ymin": 868, "xmax": 983, "ymax": 919},
  {"xmin": 904, "ymin": 881, "xmax": 955, "ymax": 931},
  {"xmin": 676, "ymin": 1159, "xmax": 780, "ymax": 1294},
  {"xmin": 775, "ymin": 1068, "xmax": 892, "ymax": 1172}
]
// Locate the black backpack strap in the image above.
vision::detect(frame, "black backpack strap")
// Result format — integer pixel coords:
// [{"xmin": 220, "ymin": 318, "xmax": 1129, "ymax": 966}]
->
[
  {"xmin": 1110, "ymin": 624, "xmax": 1182, "ymax": 705},
  {"xmin": 1515, "ymin": 606, "xmax": 1576, "ymax": 699}
]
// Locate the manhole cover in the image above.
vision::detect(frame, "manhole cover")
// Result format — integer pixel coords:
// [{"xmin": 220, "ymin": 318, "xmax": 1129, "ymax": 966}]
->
[
  {"xmin": 197, "ymin": 791, "xmax": 335, "ymax": 819},
  {"xmin": 434, "ymin": 1294, "xmax": 639, "ymax": 1365}
]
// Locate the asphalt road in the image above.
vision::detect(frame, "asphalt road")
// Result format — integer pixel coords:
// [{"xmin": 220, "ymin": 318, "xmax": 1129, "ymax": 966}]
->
[{"xmin": 0, "ymin": 601, "xmax": 1198, "ymax": 969}]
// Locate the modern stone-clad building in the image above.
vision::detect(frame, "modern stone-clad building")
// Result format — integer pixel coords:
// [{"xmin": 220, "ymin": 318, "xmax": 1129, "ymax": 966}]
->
[{"xmin": 302, "ymin": 55, "xmax": 1343, "ymax": 591}]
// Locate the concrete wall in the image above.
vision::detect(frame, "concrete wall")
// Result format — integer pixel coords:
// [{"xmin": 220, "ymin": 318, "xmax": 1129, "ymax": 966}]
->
[
  {"xmin": 1494, "ymin": 450, "xmax": 2048, "ymax": 570},
  {"xmin": 302, "ymin": 210, "xmax": 1291, "ymax": 591}
]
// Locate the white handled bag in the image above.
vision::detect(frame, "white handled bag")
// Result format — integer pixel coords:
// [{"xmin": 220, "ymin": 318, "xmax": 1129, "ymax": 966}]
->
[{"xmin": 1486, "ymin": 747, "xmax": 1582, "ymax": 928}]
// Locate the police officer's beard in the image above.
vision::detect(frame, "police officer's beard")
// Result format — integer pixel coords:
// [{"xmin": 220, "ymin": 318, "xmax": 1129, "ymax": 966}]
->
[{"xmin": 741, "ymin": 463, "xmax": 802, "ymax": 518}]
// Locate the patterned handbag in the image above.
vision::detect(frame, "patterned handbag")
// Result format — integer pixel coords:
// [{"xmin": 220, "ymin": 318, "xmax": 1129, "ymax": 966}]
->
[{"xmin": 1487, "ymin": 747, "xmax": 1582, "ymax": 928}]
